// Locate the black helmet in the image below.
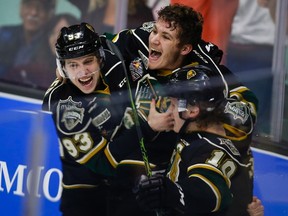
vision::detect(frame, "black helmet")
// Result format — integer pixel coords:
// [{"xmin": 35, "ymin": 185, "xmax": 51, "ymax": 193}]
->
[
  {"xmin": 56, "ymin": 22, "xmax": 104, "ymax": 60},
  {"xmin": 55, "ymin": 23, "xmax": 105, "ymax": 77},
  {"xmin": 167, "ymin": 65, "xmax": 225, "ymax": 112}
]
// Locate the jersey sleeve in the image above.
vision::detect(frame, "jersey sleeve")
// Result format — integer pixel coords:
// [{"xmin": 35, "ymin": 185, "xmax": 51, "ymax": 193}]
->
[
  {"xmin": 218, "ymin": 65, "xmax": 258, "ymax": 142},
  {"xmin": 219, "ymin": 64, "xmax": 258, "ymax": 115},
  {"xmin": 110, "ymin": 22, "xmax": 153, "ymax": 62},
  {"xmin": 42, "ymin": 78, "xmax": 63, "ymax": 112}
]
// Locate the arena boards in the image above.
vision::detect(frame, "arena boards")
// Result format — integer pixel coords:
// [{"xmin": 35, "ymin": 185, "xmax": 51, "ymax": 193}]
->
[{"xmin": 0, "ymin": 93, "xmax": 287, "ymax": 216}]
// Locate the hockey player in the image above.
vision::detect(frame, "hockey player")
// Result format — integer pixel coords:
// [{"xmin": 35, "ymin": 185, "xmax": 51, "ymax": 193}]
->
[
  {"xmin": 42, "ymin": 23, "xmax": 129, "ymax": 216},
  {"xmin": 104, "ymin": 4, "xmax": 259, "ymax": 215},
  {"xmin": 135, "ymin": 65, "xmax": 254, "ymax": 216}
]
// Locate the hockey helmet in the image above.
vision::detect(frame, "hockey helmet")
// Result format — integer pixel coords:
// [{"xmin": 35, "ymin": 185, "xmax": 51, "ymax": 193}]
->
[
  {"xmin": 56, "ymin": 22, "xmax": 104, "ymax": 60},
  {"xmin": 55, "ymin": 23, "xmax": 105, "ymax": 77},
  {"xmin": 167, "ymin": 65, "xmax": 225, "ymax": 112}
]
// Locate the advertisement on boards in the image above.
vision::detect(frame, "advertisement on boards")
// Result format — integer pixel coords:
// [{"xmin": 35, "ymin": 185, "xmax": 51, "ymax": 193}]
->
[{"xmin": 0, "ymin": 93, "xmax": 62, "ymax": 216}]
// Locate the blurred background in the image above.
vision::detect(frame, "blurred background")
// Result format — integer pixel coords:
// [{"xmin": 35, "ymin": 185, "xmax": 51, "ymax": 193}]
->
[{"xmin": 0, "ymin": 0, "xmax": 287, "ymax": 215}]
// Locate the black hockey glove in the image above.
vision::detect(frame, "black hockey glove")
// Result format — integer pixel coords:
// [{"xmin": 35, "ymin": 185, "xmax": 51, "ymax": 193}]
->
[{"xmin": 135, "ymin": 174, "xmax": 185, "ymax": 213}]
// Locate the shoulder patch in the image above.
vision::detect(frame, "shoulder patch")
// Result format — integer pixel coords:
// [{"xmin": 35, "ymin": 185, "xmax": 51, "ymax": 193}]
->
[{"xmin": 224, "ymin": 101, "xmax": 249, "ymax": 124}]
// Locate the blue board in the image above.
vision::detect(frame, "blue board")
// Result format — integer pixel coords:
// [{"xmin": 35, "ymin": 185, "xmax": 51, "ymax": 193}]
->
[
  {"xmin": 0, "ymin": 92, "xmax": 288, "ymax": 216},
  {"xmin": 0, "ymin": 93, "xmax": 61, "ymax": 216}
]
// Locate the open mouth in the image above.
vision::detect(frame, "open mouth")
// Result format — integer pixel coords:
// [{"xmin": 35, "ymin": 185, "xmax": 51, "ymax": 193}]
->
[
  {"xmin": 75, "ymin": 71, "xmax": 97, "ymax": 86},
  {"xmin": 149, "ymin": 48, "xmax": 162, "ymax": 60},
  {"xmin": 79, "ymin": 76, "xmax": 93, "ymax": 86}
]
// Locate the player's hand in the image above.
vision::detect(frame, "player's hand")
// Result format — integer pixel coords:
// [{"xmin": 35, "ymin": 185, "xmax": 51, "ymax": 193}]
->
[
  {"xmin": 147, "ymin": 98, "xmax": 174, "ymax": 132},
  {"xmin": 135, "ymin": 174, "xmax": 165, "ymax": 211},
  {"xmin": 135, "ymin": 174, "xmax": 185, "ymax": 213},
  {"xmin": 247, "ymin": 196, "xmax": 264, "ymax": 216}
]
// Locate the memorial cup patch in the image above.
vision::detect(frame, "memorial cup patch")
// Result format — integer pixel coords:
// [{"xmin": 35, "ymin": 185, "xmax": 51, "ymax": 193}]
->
[
  {"xmin": 224, "ymin": 101, "xmax": 249, "ymax": 124},
  {"xmin": 57, "ymin": 96, "xmax": 84, "ymax": 131}
]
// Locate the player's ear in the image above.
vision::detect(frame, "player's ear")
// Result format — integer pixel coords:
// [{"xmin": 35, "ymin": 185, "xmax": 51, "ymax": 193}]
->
[{"xmin": 180, "ymin": 44, "xmax": 193, "ymax": 55}]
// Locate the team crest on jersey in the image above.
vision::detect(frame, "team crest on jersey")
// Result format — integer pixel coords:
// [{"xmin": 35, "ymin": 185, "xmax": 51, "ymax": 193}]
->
[
  {"xmin": 187, "ymin": 69, "xmax": 196, "ymax": 79},
  {"xmin": 130, "ymin": 58, "xmax": 144, "ymax": 81},
  {"xmin": 218, "ymin": 138, "xmax": 240, "ymax": 156},
  {"xmin": 140, "ymin": 21, "xmax": 155, "ymax": 33},
  {"xmin": 224, "ymin": 101, "xmax": 249, "ymax": 124},
  {"xmin": 58, "ymin": 96, "xmax": 84, "ymax": 131}
]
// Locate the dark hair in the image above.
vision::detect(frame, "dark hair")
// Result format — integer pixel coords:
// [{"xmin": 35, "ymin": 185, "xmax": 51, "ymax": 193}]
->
[
  {"xmin": 157, "ymin": 4, "xmax": 203, "ymax": 47},
  {"xmin": 195, "ymin": 101, "xmax": 224, "ymax": 128}
]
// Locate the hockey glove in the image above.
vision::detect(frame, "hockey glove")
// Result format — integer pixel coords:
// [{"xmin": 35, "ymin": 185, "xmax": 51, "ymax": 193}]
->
[{"xmin": 135, "ymin": 174, "xmax": 185, "ymax": 213}]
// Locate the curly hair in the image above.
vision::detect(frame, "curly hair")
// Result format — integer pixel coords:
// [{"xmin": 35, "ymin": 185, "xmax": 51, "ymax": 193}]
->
[{"xmin": 157, "ymin": 4, "xmax": 203, "ymax": 47}]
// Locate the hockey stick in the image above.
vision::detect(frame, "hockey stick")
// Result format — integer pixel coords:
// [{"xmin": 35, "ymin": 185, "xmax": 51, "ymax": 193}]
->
[
  {"xmin": 106, "ymin": 39, "xmax": 152, "ymax": 177},
  {"xmin": 106, "ymin": 39, "xmax": 167, "ymax": 216}
]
